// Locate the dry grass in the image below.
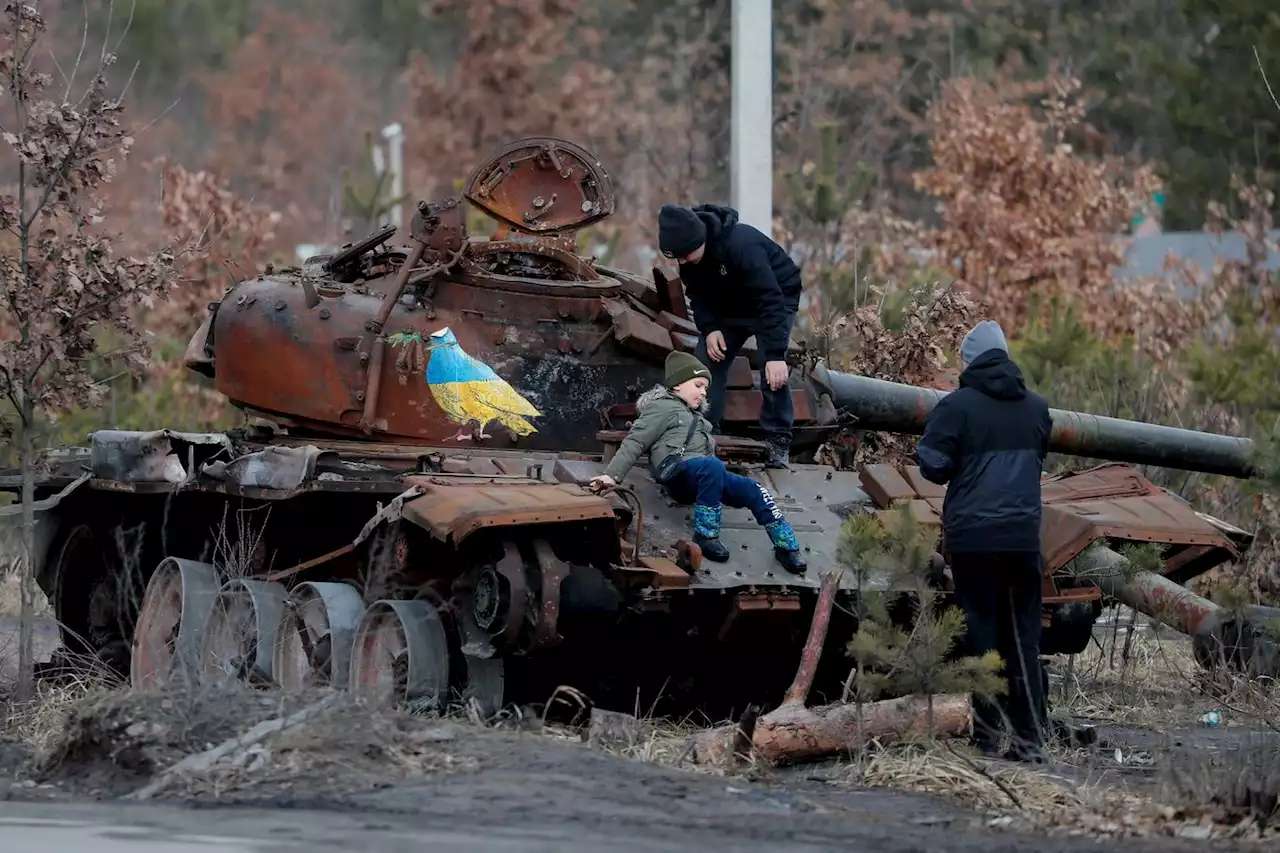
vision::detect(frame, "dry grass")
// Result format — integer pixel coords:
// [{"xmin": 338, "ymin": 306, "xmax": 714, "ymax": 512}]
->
[
  {"xmin": 3, "ymin": 669, "xmax": 122, "ymax": 763},
  {"xmin": 0, "ymin": 571, "xmax": 52, "ymax": 619},
  {"xmin": 844, "ymin": 742, "xmax": 1277, "ymax": 841},
  {"xmin": 1046, "ymin": 612, "xmax": 1279, "ymax": 729}
]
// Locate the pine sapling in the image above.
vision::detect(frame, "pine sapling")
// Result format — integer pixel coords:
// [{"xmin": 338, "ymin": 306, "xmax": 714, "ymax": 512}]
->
[{"xmin": 843, "ymin": 503, "xmax": 1005, "ymax": 738}]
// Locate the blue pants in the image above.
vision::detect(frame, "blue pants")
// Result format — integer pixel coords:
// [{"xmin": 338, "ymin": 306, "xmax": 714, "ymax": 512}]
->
[
  {"xmin": 694, "ymin": 313, "xmax": 796, "ymax": 444},
  {"xmin": 657, "ymin": 456, "xmax": 783, "ymax": 525}
]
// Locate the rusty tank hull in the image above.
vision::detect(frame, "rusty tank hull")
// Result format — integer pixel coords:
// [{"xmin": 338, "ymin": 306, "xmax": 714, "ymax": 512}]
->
[{"xmin": 0, "ymin": 135, "xmax": 1270, "ymax": 723}]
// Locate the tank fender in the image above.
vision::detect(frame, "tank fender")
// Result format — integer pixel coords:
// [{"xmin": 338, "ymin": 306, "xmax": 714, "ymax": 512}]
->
[{"xmin": 398, "ymin": 476, "xmax": 618, "ymax": 546}]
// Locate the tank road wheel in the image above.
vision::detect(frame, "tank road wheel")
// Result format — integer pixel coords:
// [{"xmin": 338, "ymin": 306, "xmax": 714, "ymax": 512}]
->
[
  {"xmin": 272, "ymin": 581, "xmax": 366, "ymax": 691},
  {"xmin": 349, "ymin": 599, "xmax": 449, "ymax": 712},
  {"xmin": 200, "ymin": 579, "xmax": 288, "ymax": 687},
  {"xmin": 130, "ymin": 558, "xmax": 220, "ymax": 689},
  {"xmin": 44, "ymin": 523, "xmax": 126, "ymax": 674}
]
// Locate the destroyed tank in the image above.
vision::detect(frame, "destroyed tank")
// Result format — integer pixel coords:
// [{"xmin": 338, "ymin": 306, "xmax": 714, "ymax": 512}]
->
[{"xmin": 2, "ymin": 135, "xmax": 1275, "ymax": 720}]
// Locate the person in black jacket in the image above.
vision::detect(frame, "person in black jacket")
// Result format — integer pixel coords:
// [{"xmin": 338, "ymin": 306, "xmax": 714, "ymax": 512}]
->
[
  {"xmin": 915, "ymin": 320, "xmax": 1053, "ymax": 762},
  {"xmin": 657, "ymin": 203, "xmax": 802, "ymax": 469}
]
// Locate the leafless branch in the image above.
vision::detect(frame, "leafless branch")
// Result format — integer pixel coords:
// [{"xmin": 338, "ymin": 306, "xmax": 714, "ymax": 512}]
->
[
  {"xmin": 63, "ymin": 0, "xmax": 89, "ymax": 102},
  {"xmin": 1255, "ymin": 45, "xmax": 1280, "ymax": 115}
]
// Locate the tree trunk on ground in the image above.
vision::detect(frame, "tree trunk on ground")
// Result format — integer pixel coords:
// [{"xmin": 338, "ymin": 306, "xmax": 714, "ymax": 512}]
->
[
  {"xmin": 691, "ymin": 693, "xmax": 972, "ymax": 766},
  {"xmin": 17, "ymin": 425, "xmax": 36, "ymax": 703}
]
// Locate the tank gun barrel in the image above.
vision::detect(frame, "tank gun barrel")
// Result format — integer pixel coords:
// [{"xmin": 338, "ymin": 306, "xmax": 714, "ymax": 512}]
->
[{"xmin": 811, "ymin": 364, "xmax": 1258, "ymax": 479}]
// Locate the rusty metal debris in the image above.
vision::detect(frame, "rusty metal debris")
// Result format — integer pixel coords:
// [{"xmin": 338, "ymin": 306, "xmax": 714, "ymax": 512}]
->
[{"xmin": 1, "ymin": 134, "xmax": 1272, "ymax": 727}]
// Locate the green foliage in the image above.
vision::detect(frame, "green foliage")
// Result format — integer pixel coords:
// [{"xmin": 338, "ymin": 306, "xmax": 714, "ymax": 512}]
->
[
  {"xmin": 1116, "ymin": 541, "xmax": 1167, "ymax": 578},
  {"xmin": 784, "ymin": 123, "xmax": 877, "ymax": 227},
  {"xmin": 1157, "ymin": 2, "xmax": 1280, "ymax": 229},
  {"xmin": 88, "ymin": 0, "xmax": 257, "ymax": 96},
  {"xmin": 1185, "ymin": 287, "xmax": 1280, "ymax": 429},
  {"xmin": 839, "ymin": 504, "xmax": 1006, "ymax": 734}
]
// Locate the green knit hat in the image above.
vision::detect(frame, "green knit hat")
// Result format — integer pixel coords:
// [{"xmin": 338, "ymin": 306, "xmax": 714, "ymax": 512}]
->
[{"xmin": 664, "ymin": 350, "xmax": 710, "ymax": 389}]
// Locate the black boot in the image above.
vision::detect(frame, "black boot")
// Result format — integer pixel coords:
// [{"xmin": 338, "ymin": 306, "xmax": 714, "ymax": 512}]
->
[
  {"xmin": 774, "ymin": 547, "xmax": 807, "ymax": 574},
  {"xmin": 692, "ymin": 504, "xmax": 731, "ymax": 562},
  {"xmin": 765, "ymin": 437, "xmax": 790, "ymax": 469},
  {"xmin": 694, "ymin": 534, "xmax": 731, "ymax": 562},
  {"xmin": 765, "ymin": 520, "xmax": 806, "ymax": 574}
]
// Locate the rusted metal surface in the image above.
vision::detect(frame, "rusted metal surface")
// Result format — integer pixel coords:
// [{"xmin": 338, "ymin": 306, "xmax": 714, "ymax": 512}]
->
[
  {"xmin": 652, "ymin": 266, "xmax": 690, "ymax": 320},
  {"xmin": 858, "ymin": 464, "xmax": 915, "ymax": 507},
  {"xmin": 601, "ymin": 296, "xmax": 675, "ymax": 359},
  {"xmin": 1073, "ymin": 545, "xmax": 1280, "ymax": 679},
  {"xmin": 451, "ymin": 539, "xmax": 529, "ymax": 658},
  {"xmin": 856, "ymin": 461, "xmax": 1237, "ymax": 615},
  {"xmin": 632, "ymin": 555, "xmax": 693, "ymax": 588},
  {"xmin": 130, "ymin": 558, "xmax": 221, "ymax": 689},
  {"xmin": 531, "ymin": 539, "xmax": 569, "ymax": 648},
  {"xmin": 721, "ymin": 389, "xmax": 816, "ymax": 424},
  {"xmin": 465, "ymin": 239, "xmax": 599, "ymax": 281},
  {"xmin": 717, "ymin": 590, "xmax": 802, "ymax": 641},
  {"xmin": 399, "ymin": 477, "xmax": 616, "ymax": 545},
  {"xmin": 595, "ymin": 429, "xmax": 770, "ymax": 463},
  {"xmin": 724, "ymin": 356, "xmax": 754, "ymax": 389},
  {"xmin": 1038, "ymin": 464, "xmax": 1238, "ymax": 571},
  {"xmin": 265, "ymin": 485, "xmax": 424, "ymax": 584},
  {"xmin": 462, "ymin": 137, "xmax": 615, "ymax": 237},
  {"xmin": 358, "ymin": 198, "xmax": 468, "ymax": 433}
]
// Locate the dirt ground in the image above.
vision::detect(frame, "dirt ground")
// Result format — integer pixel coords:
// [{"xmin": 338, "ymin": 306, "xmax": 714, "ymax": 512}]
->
[
  {"xmin": 0, "ymin": 613, "xmax": 1275, "ymax": 851},
  {"xmin": 0, "ymin": 680, "xmax": 1273, "ymax": 852},
  {"xmin": 0, "ymin": 713, "xmax": 1260, "ymax": 853}
]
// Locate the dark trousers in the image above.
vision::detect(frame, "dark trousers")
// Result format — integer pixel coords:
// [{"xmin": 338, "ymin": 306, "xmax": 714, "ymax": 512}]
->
[
  {"xmin": 949, "ymin": 550, "xmax": 1047, "ymax": 752},
  {"xmin": 693, "ymin": 313, "xmax": 796, "ymax": 444},
  {"xmin": 657, "ymin": 457, "xmax": 782, "ymax": 523}
]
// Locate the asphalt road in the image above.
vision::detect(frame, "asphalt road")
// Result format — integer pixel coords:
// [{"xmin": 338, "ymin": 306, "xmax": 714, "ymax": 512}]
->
[{"xmin": 0, "ymin": 756, "xmax": 1217, "ymax": 853}]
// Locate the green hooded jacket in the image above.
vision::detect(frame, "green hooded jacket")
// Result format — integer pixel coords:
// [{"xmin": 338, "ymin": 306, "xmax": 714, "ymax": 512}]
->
[{"xmin": 602, "ymin": 385, "xmax": 716, "ymax": 482}]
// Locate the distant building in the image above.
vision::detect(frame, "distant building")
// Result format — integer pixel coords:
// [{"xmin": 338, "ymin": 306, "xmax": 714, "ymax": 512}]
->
[{"xmin": 1117, "ymin": 229, "xmax": 1280, "ymax": 298}]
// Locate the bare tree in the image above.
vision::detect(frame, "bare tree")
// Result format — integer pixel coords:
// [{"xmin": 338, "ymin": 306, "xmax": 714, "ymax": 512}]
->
[{"xmin": 0, "ymin": 1, "xmax": 179, "ymax": 701}]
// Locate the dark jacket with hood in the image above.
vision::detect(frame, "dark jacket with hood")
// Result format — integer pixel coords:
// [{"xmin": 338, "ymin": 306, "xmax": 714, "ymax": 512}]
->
[
  {"xmin": 914, "ymin": 349, "xmax": 1053, "ymax": 553},
  {"xmin": 679, "ymin": 204, "xmax": 802, "ymax": 362}
]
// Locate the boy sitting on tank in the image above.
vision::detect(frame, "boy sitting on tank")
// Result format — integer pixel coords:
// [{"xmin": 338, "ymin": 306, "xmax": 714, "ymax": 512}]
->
[{"xmin": 588, "ymin": 351, "xmax": 807, "ymax": 574}]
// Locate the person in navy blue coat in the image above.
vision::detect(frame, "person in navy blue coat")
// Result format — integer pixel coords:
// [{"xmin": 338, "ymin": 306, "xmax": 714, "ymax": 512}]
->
[
  {"xmin": 916, "ymin": 319, "xmax": 1053, "ymax": 762},
  {"xmin": 658, "ymin": 203, "xmax": 802, "ymax": 469}
]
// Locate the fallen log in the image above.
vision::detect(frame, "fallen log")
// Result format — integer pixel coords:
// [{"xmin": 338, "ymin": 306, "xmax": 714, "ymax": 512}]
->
[
  {"xmin": 690, "ymin": 692, "xmax": 972, "ymax": 765},
  {"xmin": 690, "ymin": 568, "xmax": 972, "ymax": 766}
]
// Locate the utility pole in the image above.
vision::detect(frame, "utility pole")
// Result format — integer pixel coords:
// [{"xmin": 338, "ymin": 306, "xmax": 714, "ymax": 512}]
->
[
  {"xmin": 380, "ymin": 122, "xmax": 406, "ymax": 232},
  {"xmin": 730, "ymin": 0, "xmax": 774, "ymax": 238}
]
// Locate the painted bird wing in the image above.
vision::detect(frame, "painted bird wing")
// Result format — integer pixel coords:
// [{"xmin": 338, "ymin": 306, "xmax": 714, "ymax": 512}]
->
[{"xmin": 467, "ymin": 377, "xmax": 541, "ymax": 419}]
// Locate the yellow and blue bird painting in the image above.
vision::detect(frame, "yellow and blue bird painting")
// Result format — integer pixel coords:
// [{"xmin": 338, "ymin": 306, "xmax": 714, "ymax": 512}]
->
[{"xmin": 387, "ymin": 326, "xmax": 541, "ymax": 441}]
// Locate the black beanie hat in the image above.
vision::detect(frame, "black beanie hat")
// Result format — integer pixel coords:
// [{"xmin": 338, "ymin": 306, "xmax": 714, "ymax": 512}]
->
[
  {"xmin": 664, "ymin": 350, "xmax": 710, "ymax": 389},
  {"xmin": 658, "ymin": 205, "xmax": 707, "ymax": 259}
]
